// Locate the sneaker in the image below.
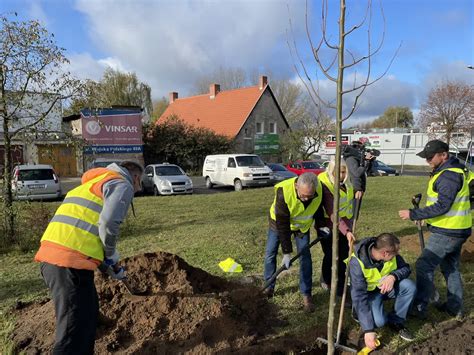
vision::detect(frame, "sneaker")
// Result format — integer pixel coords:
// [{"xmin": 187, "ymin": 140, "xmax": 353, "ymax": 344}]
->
[
  {"xmin": 409, "ymin": 304, "xmax": 427, "ymax": 320},
  {"xmin": 303, "ymin": 295, "xmax": 315, "ymax": 313},
  {"xmin": 389, "ymin": 323, "xmax": 415, "ymax": 342},
  {"xmin": 262, "ymin": 288, "xmax": 274, "ymax": 299}
]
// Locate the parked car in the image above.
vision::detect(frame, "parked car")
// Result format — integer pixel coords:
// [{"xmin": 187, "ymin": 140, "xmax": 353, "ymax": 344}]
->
[
  {"xmin": 369, "ymin": 160, "xmax": 399, "ymax": 176},
  {"xmin": 267, "ymin": 163, "xmax": 297, "ymax": 183},
  {"xmin": 203, "ymin": 154, "xmax": 273, "ymax": 191},
  {"xmin": 286, "ymin": 160, "xmax": 325, "ymax": 175},
  {"xmin": 12, "ymin": 164, "xmax": 62, "ymax": 200},
  {"xmin": 142, "ymin": 163, "xmax": 193, "ymax": 196}
]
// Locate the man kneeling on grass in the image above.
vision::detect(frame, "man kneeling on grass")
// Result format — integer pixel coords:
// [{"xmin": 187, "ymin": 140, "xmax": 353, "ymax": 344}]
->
[{"xmin": 349, "ymin": 232, "xmax": 416, "ymax": 350}]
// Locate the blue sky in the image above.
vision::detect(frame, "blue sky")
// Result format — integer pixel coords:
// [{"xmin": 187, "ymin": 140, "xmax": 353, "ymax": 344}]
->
[{"xmin": 1, "ymin": 0, "xmax": 473, "ymax": 123}]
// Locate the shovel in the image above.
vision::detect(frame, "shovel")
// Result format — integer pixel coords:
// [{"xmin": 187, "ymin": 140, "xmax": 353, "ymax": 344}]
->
[{"xmin": 411, "ymin": 193, "xmax": 440, "ymax": 303}]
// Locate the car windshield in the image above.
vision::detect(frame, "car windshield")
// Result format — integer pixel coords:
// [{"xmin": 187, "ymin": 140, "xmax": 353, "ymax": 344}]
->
[
  {"xmin": 236, "ymin": 156, "xmax": 265, "ymax": 167},
  {"xmin": 155, "ymin": 166, "xmax": 184, "ymax": 176},
  {"xmin": 302, "ymin": 161, "xmax": 322, "ymax": 169},
  {"xmin": 269, "ymin": 164, "xmax": 287, "ymax": 172},
  {"xmin": 18, "ymin": 169, "xmax": 54, "ymax": 180}
]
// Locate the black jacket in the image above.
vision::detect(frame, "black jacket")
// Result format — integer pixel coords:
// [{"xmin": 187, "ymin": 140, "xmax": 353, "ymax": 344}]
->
[
  {"xmin": 410, "ymin": 156, "xmax": 471, "ymax": 238},
  {"xmin": 343, "ymin": 147, "xmax": 375, "ymax": 192},
  {"xmin": 349, "ymin": 237, "xmax": 411, "ymax": 333}
]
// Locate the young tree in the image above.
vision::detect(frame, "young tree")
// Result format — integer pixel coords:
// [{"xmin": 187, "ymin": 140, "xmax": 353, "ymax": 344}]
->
[
  {"xmin": 288, "ymin": 1, "xmax": 400, "ymax": 351},
  {"xmin": 419, "ymin": 81, "xmax": 474, "ymax": 145},
  {"xmin": 1, "ymin": 14, "xmax": 82, "ymax": 243}
]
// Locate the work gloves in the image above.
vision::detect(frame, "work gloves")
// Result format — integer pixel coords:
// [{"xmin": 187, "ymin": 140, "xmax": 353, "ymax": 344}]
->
[
  {"xmin": 282, "ymin": 254, "xmax": 292, "ymax": 269},
  {"xmin": 318, "ymin": 227, "xmax": 331, "ymax": 239},
  {"xmin": 103, "ymin": 251, "xmax": 126, "ymax": 280}
]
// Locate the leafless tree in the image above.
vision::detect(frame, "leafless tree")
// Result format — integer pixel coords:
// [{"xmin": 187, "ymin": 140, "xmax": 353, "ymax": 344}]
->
[
  {"xmin": 192, "ymin": 66, "xmax": 248, "ymax": 94},
  {"xmin": 287, "ymin": 1, "xmax": 400, "ymax": 352},
  {"xmin": 419, "ymin": 81, "xmax": 474, "ymax": 145}
]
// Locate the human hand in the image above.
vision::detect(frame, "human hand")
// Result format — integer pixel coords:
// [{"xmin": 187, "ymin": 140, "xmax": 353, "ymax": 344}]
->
[
  {"xmin": 355, "ymin": 191, "xmax": 364, "ymax": 200},
  {"xmin": 104, "ymin": 250, "xmax": 120, "ymax": 266},
  {"xmin": 398, "ymin": 210, "xmax": 410, "ymax": 220},
  {"xmin": 378, "ymin": 275, "xmax": 396, "ymax": 294},
  {"xmin": 364, "ymin": 332, "xmax": 378, "ymax": 350},
  {"xmin": 106, "ymin": 265, "xmax": 125, "ymax": 280},
  {"xmin": 282, "ymin": 254, "xmax": 291, "ymax": 269},
  {"xmin": 346, "ymin": 231, "xmax": 356, "ymax": 244}
]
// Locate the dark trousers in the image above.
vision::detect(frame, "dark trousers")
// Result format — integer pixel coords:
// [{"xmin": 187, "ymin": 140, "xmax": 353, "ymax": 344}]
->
[
  {"xmin": 320, "ymin": 231, "xmax": 350, "ymax": 296},
  {"xmin": 40, "ymin": 262, "xmax": 99, "ymax": 355}
]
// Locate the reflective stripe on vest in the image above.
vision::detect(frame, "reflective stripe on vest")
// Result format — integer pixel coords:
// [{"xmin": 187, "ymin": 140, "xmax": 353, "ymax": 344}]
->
[
  {"xmin": 426, "ymin": 168, "xmax": 472, "ymax": 230},
  {"xmin": 41, "ymin": 171, "xmax": 123, "ymax": 260},
  {"xmin": 318, "ymin": 171, "xmax": 354, "ymax": 219},
  {"xmin": 269, "ymin": 177, "xmax": 323, "ymax": 233},
  {"xmin": 350, "ymin": 252, "xmax": 398, "ymax": 291}
]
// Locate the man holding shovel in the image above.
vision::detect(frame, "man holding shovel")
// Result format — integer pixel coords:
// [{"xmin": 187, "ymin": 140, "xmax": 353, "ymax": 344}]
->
[
  {"xmin": 263, "ymin": 172, "xmax": 324, "ymax": 312},
  {"xmin": 35, "ymin": 161, "xmax": 143, "ymax": 354},
  {"xmin": 399, "ymin": 140, "xmax": 472, "ymax": 320}
]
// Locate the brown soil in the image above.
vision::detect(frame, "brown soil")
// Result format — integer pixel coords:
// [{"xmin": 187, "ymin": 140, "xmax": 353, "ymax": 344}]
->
[{"xmin": 10, "ymin": 246, "xmax": 474, "ymax": 354}]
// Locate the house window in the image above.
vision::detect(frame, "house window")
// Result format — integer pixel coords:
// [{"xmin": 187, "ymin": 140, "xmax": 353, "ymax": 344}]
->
[
  {"xmin": 256, "ymin": 122, "xmax": 264, "ymax": 134},
  {"xmin": 269, "ymin": 122, "xmax": 277, "ymax": 134}
]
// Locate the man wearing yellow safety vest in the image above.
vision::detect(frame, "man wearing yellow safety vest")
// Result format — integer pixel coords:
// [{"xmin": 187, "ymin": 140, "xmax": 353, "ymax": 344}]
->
[
  {"xmin": 399, "ymin": 140, "xmax": 472, "ymax": 320},
  {"xmin": 34, "ymin": 161, "xmax": 143, "ymax": 354},
  {"xmin": 349, "ymin": 233, "xmax": 416, "ymax": 351},
  {"xmin": 263, "ymin": 172, "xmax": 323, "ymax": 313},
  {"xmin": 317, "ymin": 159, "xmax": 355, "ymax": 298}
]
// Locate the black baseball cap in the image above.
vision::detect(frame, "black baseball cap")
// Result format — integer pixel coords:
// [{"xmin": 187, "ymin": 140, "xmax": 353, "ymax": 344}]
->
[{"xmin": 416, "ymin": 140, "xmax": 449, "ymax": 159}]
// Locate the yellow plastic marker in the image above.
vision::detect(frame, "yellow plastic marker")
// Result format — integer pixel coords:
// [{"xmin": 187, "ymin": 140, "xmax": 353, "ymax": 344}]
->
[
  {"xmin": 357, "ymin": 339, "xmax": 380, "ymax": 355},
  {"xmin": 218, "ymin": 257, "xmax": 243, "ymax": 273}
]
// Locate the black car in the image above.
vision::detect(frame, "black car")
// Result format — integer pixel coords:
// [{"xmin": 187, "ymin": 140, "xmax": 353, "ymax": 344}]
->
[
  {"xmin": 267, "ymin": 163, "xmax": 297, "ymax": 182},
  {"xmin": 369, "ymin": 160, "xmax": 399, "ymax": 176}
]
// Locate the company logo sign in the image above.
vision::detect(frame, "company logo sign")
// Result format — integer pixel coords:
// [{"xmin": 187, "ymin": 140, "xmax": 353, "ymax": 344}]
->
[
  {"xmin": 85, "ymin": 120, "xmax": 101, "ymax": 135},
  {"xmin": 81, "ymin": 113, "xmax": 143, "ymax": 145}
]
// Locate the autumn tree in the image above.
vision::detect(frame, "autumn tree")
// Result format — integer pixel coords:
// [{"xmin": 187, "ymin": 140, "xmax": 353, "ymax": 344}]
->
[
  {"xmin": 419, "ymin": 81, "xmax": 474, "ymax": 145},
  {"xmin": 370, "ymin": 106, "xmax": 414, "ymax": 129},
  {"xmin": 1, "ymin": 14, "xmax": 82, "ymax": 243},
  {"xmin": 150, "ymin": 96, "xmax": 169, "ymax": 123}
]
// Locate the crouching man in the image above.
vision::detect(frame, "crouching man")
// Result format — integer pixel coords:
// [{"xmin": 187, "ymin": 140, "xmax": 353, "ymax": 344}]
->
[{"xmin": 349, "ymin": 233, "xmax": 416, "ymax": 350}]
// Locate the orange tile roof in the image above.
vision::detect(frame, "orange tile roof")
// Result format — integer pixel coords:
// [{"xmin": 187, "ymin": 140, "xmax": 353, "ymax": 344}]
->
[{"xmin": 158, "ymin": 85, "xmax": 267, "ymax": 137}]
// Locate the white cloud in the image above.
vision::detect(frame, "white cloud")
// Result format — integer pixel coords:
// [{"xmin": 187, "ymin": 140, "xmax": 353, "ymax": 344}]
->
[
  {"xmin": 27, "ymin": 0, "xmax": 49, "ymax": 27},
  {"xmin": 66, "ymin": 52, "xmax": 109, "ymax": 81},
  {"xmin": 74, "ymin": 0, "xmax": 306, "ymax": 99}
]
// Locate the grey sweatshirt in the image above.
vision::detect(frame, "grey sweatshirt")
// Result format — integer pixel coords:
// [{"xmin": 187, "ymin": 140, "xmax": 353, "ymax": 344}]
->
[{"xmin": 98, "ymin": 163, "xmax": 135, "ymax": 259}]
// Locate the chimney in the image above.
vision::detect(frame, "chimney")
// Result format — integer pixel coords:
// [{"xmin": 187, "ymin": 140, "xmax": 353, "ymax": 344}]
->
[
  {"xmin": 169, "ymin": 92, "xmax": 178, "ymax": 103},
  {"xmin": 259, "ymin": 75, "xmax": 268, "ymax": 90},
  {"xmin": 209, "ymin": 84, "xmax": 220, "ymax": 99}
]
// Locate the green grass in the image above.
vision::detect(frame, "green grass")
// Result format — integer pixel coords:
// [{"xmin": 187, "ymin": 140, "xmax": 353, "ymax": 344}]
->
[{"xmin": 1, "ymin": 176, "xmax": 473, "ymax": 353}]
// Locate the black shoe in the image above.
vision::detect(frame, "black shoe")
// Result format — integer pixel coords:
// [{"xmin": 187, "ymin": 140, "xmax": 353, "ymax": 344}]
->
[
  {"xmin": 409, "ymin": 304, "xmax": 427, "ymax": 320},
  {"xmin": 388, "ymin": 323, "xmax": 415, "ymax": 342},
  {"xmin": 262, "ymin": 288, "xmax": 274, "ymax": 299},
  {"xmin": 435, "ymin": 302, "xmax": 464, "ymax": 320}
]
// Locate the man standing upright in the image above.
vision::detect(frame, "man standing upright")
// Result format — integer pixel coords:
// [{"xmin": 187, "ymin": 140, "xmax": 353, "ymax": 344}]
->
[
  {"xmin": 35, "ymin": 161, "xmax": 143, "ymax": 354},
  {"xmin": 263, "ymin": 172, "xmax": 323, "ymax": 312},
  {"xmin": 399, "ymin": 140, "xmax": 472, "ymax": 319}
]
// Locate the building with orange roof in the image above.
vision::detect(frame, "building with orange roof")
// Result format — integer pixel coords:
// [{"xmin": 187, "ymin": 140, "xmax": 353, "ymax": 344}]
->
[{"xmin": 158, "ymin": 76, "xmax": 290, "ymax": 162}]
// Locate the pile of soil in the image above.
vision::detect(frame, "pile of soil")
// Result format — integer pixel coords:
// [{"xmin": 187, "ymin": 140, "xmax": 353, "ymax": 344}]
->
[{"xmin": 11, "ymin": 252, "xmax": 286, "ymax": 354}]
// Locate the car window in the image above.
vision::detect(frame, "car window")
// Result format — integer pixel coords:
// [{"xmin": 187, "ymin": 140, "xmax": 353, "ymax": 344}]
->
[
  {"xmin": 18, "ymin": 169, "xmax": 54, "ymax": 180},
  {"xmin": 235, "ymin": 156, "xmax": 264, "ymax": 167},
  {"xmin": 155, "ymin": 166, "xmax": 184, "ymax": 176},
  {"xmin": 269, "ymin": 164, "xmax": 286, "ymax": 172},
  {"xmin": 302, "ymin": 161, "xmax": 321, "ymax": 169},
  {"xmin": 228, "ymin": 158, "xmax": 236, "ymax": 168},
  {"xmin": 145, "ymin": 166, "xmax": 154, "ymax": 175}
]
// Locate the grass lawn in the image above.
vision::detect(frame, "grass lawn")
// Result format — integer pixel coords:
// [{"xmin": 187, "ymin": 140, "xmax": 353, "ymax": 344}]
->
[{"xmin": 1, "ymin": 175, "xmax": 473, "ymax": 353}]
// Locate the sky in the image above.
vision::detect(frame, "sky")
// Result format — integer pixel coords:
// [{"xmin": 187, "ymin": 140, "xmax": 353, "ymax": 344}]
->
[{"xmin": 1, "ymin": 0, "xmax": 473, "ymax": 125}]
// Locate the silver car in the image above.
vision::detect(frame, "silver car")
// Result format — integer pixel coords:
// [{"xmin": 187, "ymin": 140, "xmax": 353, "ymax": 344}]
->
[
  {"xmin": 12, "ymin": 164, "xmax": 62, "ymax": 200},
  {"xmin": 142, "ymin": 164, "xmax": 193, "ymax": 196}
]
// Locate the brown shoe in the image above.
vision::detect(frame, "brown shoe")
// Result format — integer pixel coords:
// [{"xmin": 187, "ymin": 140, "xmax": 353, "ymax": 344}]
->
[{"xmin": 303, "ymin": 295, "xmax": 315, "ymax": 313}]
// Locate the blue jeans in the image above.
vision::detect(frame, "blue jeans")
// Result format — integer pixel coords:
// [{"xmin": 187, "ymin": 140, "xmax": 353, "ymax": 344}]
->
[
  {"xmin": 368, "ymin": 278, "xmax": 416, "ymax": 327},
  {"xmin": 414, "ymin": 232, "xmax": 467, "ymax": 314},
  {"xmin": 263, "ymin": 228, "xmax": 312, "ymax": 296}
]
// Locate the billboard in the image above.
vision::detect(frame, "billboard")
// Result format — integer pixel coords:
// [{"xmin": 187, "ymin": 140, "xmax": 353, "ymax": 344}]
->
[
  {"xmin": 325, "ymin": 135, "xmax": 349, "ymax": 148},
  {"xmin": 254, "ymin": 134, "xmax": 280, "ymax": 154},
  {"xmin": 81, "ymin": 110, "xmax": 143, "ymax": 146}
]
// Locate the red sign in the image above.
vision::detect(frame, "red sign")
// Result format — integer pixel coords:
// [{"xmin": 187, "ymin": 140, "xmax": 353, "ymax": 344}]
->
[
  {"xmin": 325, "ymin": 135, "xmax": 349, "ymax": 148},
  {"xmin": 81, "ymin": 113, "xmax": 143, "ymax": 145}
]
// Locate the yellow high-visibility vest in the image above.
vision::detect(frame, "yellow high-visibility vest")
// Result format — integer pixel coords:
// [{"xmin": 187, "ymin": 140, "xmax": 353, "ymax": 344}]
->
[
  {"xmin": 426, "ymin": 168, "xmax": 472, "ymax": 229},
  {"xmin": 41, "ymin": 171, "xmax": 122, "ymax": 260},
  {"xmin": 269, "ymin": 177, "xmax": 322, "ymax": 233},
  {"xmin": 348, "ymin": 252, "xmax": 398, "ymax": 291},
  {"xmin": 318, "ymin": 171, "xmax": 354, "ymax": 219}
]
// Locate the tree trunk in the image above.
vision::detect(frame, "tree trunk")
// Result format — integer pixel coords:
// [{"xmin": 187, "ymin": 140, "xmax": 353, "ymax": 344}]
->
[{"xmin": 327, "ymin": 1, "xmax": 346, "ymax": 354}]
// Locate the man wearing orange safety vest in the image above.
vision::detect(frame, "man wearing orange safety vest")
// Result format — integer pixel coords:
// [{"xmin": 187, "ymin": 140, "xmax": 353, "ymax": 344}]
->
[{"xmin": 35, "ymin": 161, "xmax": 143, "ymax": 354}]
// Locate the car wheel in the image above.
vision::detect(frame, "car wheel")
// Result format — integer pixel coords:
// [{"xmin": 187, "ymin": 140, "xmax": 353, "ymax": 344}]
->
[
  {"xmin": 205, "ymin": 176, "xmax": 213, "ymax": 189},
  {"xmin": 234, "ymin": 179, "xmax": 243, "ymax": 191},
  {"xmin": 153, "ymin": 185, "xmax": 160, "ymax": 196}
]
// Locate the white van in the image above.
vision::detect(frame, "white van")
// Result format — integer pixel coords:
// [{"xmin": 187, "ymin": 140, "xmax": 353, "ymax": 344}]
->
[{"xmin": 203, "ymin": 154, "xmax": 274, "ymax": 191}]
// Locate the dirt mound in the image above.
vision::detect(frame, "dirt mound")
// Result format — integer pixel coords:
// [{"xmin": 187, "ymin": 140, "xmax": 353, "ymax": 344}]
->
[{"xmin": 11, "ymin": 252, "xmax": 284, "ymax": 354}]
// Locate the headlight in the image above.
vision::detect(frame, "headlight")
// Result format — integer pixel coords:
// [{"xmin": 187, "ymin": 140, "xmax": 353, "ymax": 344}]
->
[
  {"xmin": 186, "ymin": 180, "xmax": 193, "ymax": 186},
  {"xmin": 160, "ymin": 179, "xmax": 171, "ymax": 187},
  {"xmin": 243, "ymin": 173, "xmax": 253, "ymax": 177}
]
